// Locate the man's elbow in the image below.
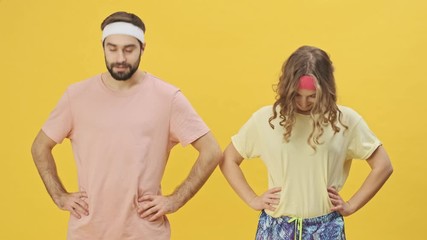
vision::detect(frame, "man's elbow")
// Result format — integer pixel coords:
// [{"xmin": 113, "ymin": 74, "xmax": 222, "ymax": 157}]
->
[
  {"xmin": 31, "ymin": 139, "xmax": 42, "ymax": 161},
  {"xmin": 209, "ymin": 144, "xmax": 222, "ymax": 166},
  {"xmin": 31, "ymin": 131, "xmax": 55, "ymax": 163},
  {"xmin": 200, "ymin": 144, "xmax": 222, "ymax": 172}
]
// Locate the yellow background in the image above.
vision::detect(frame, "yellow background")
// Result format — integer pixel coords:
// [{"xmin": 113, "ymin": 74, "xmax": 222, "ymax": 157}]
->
[{"xmin": 1, "ymin": 0, "xmax": 426, "ymax": 239}]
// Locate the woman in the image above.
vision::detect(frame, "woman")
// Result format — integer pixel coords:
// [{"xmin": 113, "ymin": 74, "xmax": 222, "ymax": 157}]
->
[{"xmin": 220, "ymin": 46, "xmax": 393, "ymax": 239}]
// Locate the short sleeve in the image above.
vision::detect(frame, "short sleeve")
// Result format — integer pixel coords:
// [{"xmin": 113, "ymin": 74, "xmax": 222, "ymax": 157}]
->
[
  {"xmin": 169, "ymin": 91, "xmax": 209, "ymax": 146},
  {"xmin": 231, "ymin": 114, "xmax": 261, "ymax": 159},
  {"xmin": 41, "ymin": 91, "xmax": 73, "ymax": 144},
  {"xmin": 346, "ymin": 118, "xmax": 382, "ymax": 160}
]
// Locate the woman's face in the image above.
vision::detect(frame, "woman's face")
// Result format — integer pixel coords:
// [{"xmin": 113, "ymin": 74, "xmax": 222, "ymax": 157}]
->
[{"xmin": 295, "ymin": 89, "xmax": 316, "ymax": 114}]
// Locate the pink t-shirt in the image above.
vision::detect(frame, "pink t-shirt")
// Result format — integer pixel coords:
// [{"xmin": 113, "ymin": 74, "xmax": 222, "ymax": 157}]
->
[{"xmin": 42, "ymin": 73, "xmax": 210, "ymax": 240}]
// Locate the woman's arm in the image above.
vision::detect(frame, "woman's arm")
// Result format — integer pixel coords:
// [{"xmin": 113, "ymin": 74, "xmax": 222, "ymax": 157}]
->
[
  {"xmin": 219, "ymin": 143, "xmax": 280, "ymax": 211},
  {"xmin": 329, "ymin": 145, "xmax": 393, "ymax": 216}
]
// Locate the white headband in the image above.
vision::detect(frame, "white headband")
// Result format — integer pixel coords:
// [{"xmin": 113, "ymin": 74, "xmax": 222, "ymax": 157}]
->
[{"xmin": 102, "ymin": 22, "xmax": 145, "ymax": 43}]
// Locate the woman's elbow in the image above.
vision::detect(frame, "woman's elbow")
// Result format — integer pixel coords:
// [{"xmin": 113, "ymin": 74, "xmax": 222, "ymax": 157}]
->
[{"xmin": 385, "ymin": 162, "xmax": 394, "ymax": 177}]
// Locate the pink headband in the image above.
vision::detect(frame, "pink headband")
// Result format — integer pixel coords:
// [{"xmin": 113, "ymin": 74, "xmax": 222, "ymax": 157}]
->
[{"xmin": 298, "ymin": 75, "xmax": 316, "ymax": 90}]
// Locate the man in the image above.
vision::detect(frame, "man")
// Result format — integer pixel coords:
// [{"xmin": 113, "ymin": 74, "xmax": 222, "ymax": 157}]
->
[{"xmin": 31, "ymin": 11, "xmax": 221, "ymax": 240}]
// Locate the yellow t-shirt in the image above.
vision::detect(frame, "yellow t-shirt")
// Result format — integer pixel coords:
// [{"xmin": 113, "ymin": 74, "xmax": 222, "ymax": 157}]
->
[{"xmin": 231, "ymin": 105, "xmax": 381, "ymax": 218}]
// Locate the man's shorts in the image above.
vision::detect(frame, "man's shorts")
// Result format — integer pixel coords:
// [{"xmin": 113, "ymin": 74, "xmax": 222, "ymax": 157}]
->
[{"xmin": 255, "ymin": 210, "xmax": 346, "ymax": 240}]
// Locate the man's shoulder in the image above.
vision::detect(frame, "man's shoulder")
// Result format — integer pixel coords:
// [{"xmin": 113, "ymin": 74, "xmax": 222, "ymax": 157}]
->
[
  {"xmin": 67, "ymin": 74, "xmax": 100, "ymax": 92},
  {"xmin": 144, "ymin": 72, "xmax": 180, "ymax": 94}
]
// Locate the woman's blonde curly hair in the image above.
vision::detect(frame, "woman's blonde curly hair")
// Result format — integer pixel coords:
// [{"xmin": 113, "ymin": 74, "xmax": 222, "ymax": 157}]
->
[{"xmin": 268, "ymin": 46, "xmax": 347, "ymax": 149}]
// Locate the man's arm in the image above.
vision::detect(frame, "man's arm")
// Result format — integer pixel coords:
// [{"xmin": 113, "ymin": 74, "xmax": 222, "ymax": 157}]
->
[
  {"xmin": 137, "ymin": 132, "xmax": 222, "ymax": 221},
  {"xmin": 31, "ymin": 130, "xmax": 89, "ymax": 218}
]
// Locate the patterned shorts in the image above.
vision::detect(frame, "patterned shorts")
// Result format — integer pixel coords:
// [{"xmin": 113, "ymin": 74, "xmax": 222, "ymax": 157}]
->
[{"xmin": 255, "ymin": 211, "xmax": 346, "ymax": 240}]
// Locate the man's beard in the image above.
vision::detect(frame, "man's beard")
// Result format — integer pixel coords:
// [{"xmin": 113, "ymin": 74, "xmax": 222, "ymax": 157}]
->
[{"xmin": 105, "ymin": 55, "xmax": 141, "ymax": 81}]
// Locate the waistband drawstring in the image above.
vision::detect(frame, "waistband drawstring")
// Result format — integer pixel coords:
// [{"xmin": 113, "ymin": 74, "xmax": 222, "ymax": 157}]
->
[{"xmin": 288, "ymin": 217, "xmax": 303, "ymax": 240}]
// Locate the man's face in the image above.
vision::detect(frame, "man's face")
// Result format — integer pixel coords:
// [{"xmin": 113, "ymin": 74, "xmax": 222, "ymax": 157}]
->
[{"xmin": 103, "ymin": 34, "xmax": 143, "ymax": 81}]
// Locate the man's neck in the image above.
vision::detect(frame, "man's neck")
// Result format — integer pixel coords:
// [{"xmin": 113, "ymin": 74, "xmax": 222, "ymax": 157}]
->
[{"xmin": 102, "ymin": 71, "xmax": 143, "ymax": 91}]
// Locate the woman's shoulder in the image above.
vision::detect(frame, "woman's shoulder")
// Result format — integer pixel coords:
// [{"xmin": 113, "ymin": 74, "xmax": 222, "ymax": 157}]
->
[
  {"xmin": 252, "ymin": 105, "xmax": 274, "ymax": 117},
  {"xmin": 337, "ymin": 105, "xmax": 364, "ymax": 124},
  {"xmin": 338, "ymin": 105, "xmax": 360, "ymax": 115}
]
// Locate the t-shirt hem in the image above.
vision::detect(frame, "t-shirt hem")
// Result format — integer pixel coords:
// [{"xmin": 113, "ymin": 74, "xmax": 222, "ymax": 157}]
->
[
  {"xmin": 41, "ymin": 127, "xmax": 64, "ymax": 144},
  {"xmin": 181, "ymin": 128, "xmax": 210, "ymax": 147},
  {"xmin": 230, "ymin": 136, "xmax": 246, "ymax": 159},
  {"xmin": 361, "ymin": 140, "xmax": 382, "ymax": 160}
]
